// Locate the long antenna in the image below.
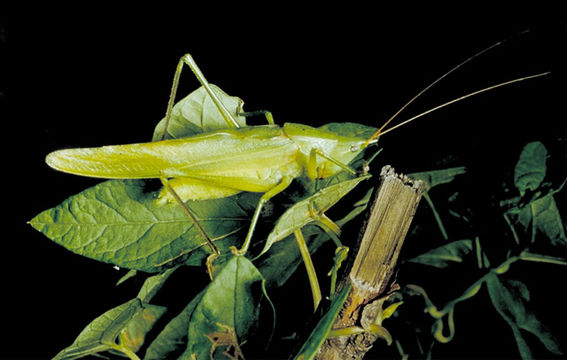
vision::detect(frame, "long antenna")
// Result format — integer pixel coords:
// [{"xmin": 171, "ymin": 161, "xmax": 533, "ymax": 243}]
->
[
  {"xmin": 377, "ymin": 72, "xmax": 550, "ymax": 137},
  {"xmin": 363, "ymin": 30, "xmax": 532, "ymax": 147}
]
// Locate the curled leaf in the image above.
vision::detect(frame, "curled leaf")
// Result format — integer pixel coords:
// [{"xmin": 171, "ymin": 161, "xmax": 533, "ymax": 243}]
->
[{"xmin": 152, "ymin": 84, "xmax": 246, "ymax": 140}]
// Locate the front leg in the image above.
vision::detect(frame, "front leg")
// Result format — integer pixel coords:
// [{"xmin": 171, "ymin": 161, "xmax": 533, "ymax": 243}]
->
[{"xmin": 307, "ymin": 147, "xmax": 358, "ymax": 180}]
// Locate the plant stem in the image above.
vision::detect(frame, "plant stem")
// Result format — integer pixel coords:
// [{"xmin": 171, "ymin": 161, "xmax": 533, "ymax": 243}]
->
[
  {"xmin": 423, "ymin": 192, "xmax": 449, "ymax": 240},
  {"xmin": 112, "ymin": 343, "xmax": 141, "ymax": 360},
  {"xmin": 520, "ymin": 251, "xmax": 567, "ymax": 266},
  {"xmin": 503, "ymin": 213, "xmax": 520, "ymax": 245}
]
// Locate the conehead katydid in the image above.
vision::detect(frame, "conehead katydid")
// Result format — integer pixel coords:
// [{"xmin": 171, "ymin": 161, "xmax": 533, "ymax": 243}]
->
[
  {"xmin": 45, "ymin": 46, "xmax": 549, "ymax": 281},
  {"xmin": 45, "ymin": 53, "xmax": 378, "ymax": 260}
]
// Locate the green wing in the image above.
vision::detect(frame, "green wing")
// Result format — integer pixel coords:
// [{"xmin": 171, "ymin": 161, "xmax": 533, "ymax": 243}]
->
[{"xmin": 46, "ymin": 126, "xmax": 301, "ymax": 191}]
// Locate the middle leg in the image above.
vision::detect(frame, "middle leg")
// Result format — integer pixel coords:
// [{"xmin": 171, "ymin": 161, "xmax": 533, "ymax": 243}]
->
[
  {"xmin": 232, "ymin": 176, "xmax": 294, "ymax": 255},
  {"xmin": 159, "ymin": 53, "xmax": 240, "ymax": 140}
]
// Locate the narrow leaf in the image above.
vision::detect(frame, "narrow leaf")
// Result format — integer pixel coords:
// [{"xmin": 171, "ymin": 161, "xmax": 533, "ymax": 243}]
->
[
  {"xmin": 520, "ymin": 251, "xmax": 567, "ymax": 266},
  {"xmin": 409, "ymin": 167, "xmax": 467, "ymax": 190},
  {"xmin": 293, "ymin": 284, "xmax": 352, "ymax": 360},
  {"xmin": 408, "ymin": 239, "xmax": 473, "ymax": 268},
  {"xmin": 116, "ymin": 269, "xmax": 137, "ymax": 286}
]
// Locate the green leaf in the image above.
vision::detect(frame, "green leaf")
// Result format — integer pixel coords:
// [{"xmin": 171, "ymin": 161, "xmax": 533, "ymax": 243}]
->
[
  {"xmin": 53, "ymin": 298, "xmax": 166, "ymax": 360},
  {"xmin": 293, "ymin": 283, "xmax": 352, "ymax": 360},
  {"xmin": 52, "ymin": 300, "xmax": 138, "ymax": 360},
  {"xmin": 152, "ymin": 84, "xmax": 246, "ymax": 141},
  {"xmin": 118, "ymin": 304, "xmax": 167, "ymax": 354},
  {"xmin": 520, "ymin": 251, "xmax": 567, "ymax": 266},
  {"xmin": 116, "ymin": 269, "xmax": 138, "ymax": 286},
  {"xmin": 136, "ymin": 267, "xmax": 177, "ymax": 303},
  {"xmin": 409, "ymin": 167, "xmax": 467, "ymax": 190},
  {"xmin": 408, "ymin": 239, "xmax": 473, "ymax": 268},
  {"xmin": 145, "ymin": 290, "xmax": 206, "ymax": 360},
  {"xmin": 514, "ymin": 141, "xmax": 548, "ymax": 195},
  {"xmin": 486, "ymin": 274, "xmax": 562, "ymax": 359},
  {"xmin": 29, "ymin": 180, "xmax": 258, "ymax": 272},
  {"xmin": 517, "ymin": 194, "xmax": 567, "ymax": 245},
  {"xmin": 262, "ymin": 175, "xmax": 371, "ymax": 255},
  {"xmin": 181, "ymin": 256, "xmax": 272, "ymax": 359}
]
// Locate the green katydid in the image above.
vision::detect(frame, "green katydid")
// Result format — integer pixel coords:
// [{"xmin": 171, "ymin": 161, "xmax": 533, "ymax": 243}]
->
[{"xmin": 45, "ymin": 47, "xmax": 548, "ymax": 282}]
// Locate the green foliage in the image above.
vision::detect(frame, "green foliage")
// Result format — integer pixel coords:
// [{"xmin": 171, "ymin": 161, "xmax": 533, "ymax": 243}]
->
[
  {"xmin": 408, "ymin": 239, "xmax": 473, "ymax": 268},
  {"xmin": 514, "ymin": 141, "xmax": 548, "ymax": 195},
  {"xmin": 397, "ymin": 141, "xmax": 566, "ymax": 359},
  {"xmin": 53, "ymin": 269, "xmax": 175, "ymax": 360},
  {"xmin": 486, "ymin": 275, "xmax": 561, "ymax": 358},
  {"xmin": 504, "ymin": 141, "xmax": 566, "ymax": 245}
]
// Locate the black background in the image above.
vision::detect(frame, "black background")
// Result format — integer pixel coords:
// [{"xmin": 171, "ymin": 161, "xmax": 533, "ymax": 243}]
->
[{"xmin": 2, "ymin": 2, "xmax": 566, "ymax": 359}]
